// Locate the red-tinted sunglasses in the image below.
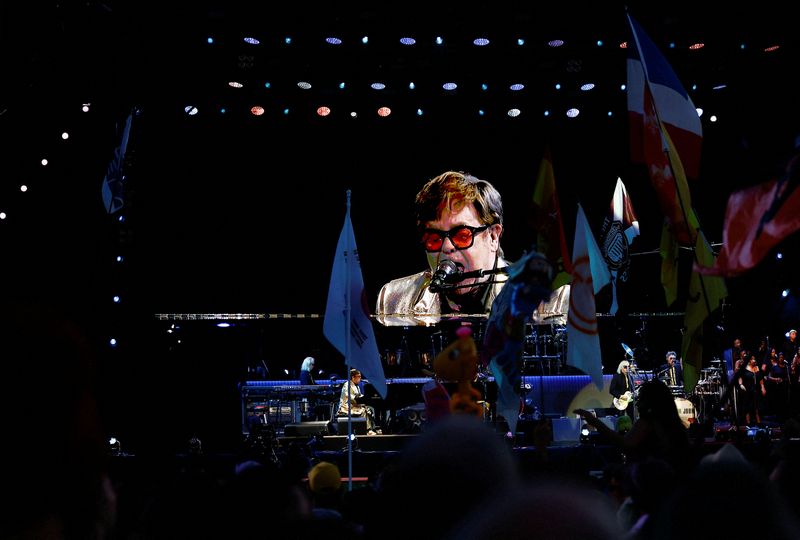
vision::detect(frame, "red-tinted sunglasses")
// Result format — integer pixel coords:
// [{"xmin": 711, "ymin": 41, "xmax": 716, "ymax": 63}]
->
[{"xmin": 421, "ymin": 224, "xmax": 490, "ymax": 252}]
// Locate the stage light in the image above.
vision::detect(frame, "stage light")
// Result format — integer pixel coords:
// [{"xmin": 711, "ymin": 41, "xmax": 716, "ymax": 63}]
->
[
  {"xmin": 473, "ymin": 37, "xmax": 489, "ymax": 46},
  {"xmin": 696, "ymin": 107, "xmax": 703, "ymax": 117},
  {"xmin": 517, "ymin": 38, "xmax": 525, "ymax": 46},
  {"xmin": 620, "ymin": 41, "xmax": 628, "ymax": 49},
  {"xmin": 207, "ymin": 37, "xmax": 213, "ymax": 44},
  {"xmin": 544, "ymin": 110, "xmax": 550, "ymax": 116},
  {"xmin": 580, "ymin": 83, "xmax": 595, "ymax": 91},
  {"xmin": 554, "ymin": 83, "xmax": 561, "ymax": 90},
  {"xmin": 782, "ymin": 290, "xmax": 790, "ymax": 298},
  {"xmin": 108, "ymin": 437, "xmax": 122, "ymax": 455},
  {"xmin": 765, "ymin": 45, "xmax": 780, "ymax": 52},
  {"xmin": 481, "ymin": 83, "xmax": 488, "ymax": 91},
  {"xmin": 338, "ymin": 82, "xmax": 345, "ymax": 89},
  {"xmin": 350, "ymin": 111, "xmax": 357, "ymax": 118},
  {"xmin": 442, "ymin": 82, "xmax": 457, "ymax": 90},
  {"xmin": 692, "ymin": 84, "xmax": 698, "ymax": 91},
  {"xmin": 118, "ymin": 215, "xmax": 125, "ymax": 222},
  {"xmin": 710, "ymin": 115, "xmax": 718, "ymax": 122},
  {"xmin": 116, "ymin": 255, "xmax": 123, "ymax": 263},
  {"xmin": 184, "ymin": 106, "xmax": 198, "ymax": 116},
  {"xmin": 82, "ymin": 103, "xmax": 90, "ymax": 112},
  {"xmin": 228, "ymin": 81, "xmax": 243, "ymax": 88},
  {"xmin": 596, "ymin": 39, "xmax": 603, "ymax": 46},
  {"xmin": 548, "ymin": 39, "xmax": 564, "ymax": 47},
  {"xmin": 620, "ymin": 84, "xmax": 626, "ymax": 90},
  {"xmin": 371, "ymin": 82, "xmax": 386, "ymax": 90},
  {"xmin": 608, "ymin": 111, "xmax": 613, "ymax": 117},
  {"xmin": 297, "ymin": 81, "xmax": 312, "ymax": 90},
  {"xmin": 264, "ymin": 82, "xmax": 271, "ymax": 88},
  {"xmin": 510, "ymin": 83, "xmax": 524, "ymax": 91},
  {"xmin": 669, "ymin": 42, "xmax": 676, "ymax": 49},
  {"xmin": 284, "ymin": 37, "xmax": 292, "ymax": 45},
  {"xmin": 507, "ymin": 108, "xmax": 521, "ymax": 117},
  {"xmin": 243, "ymin": 37, "xmax": 260, "ymax": 45},
  {"xmin": 220, "ymin": 108, "xmax": 226, "ymax": 114},
  {"xmin": 283, "ymin": 108, "xmax": 290, "ymax": 115},
  {"xmin": 478, "ymin": 109, "xmax": 485, "ymax": 116},
  {"xmin": 317, "ymin": 106, "xmax": 331, "ymax": 117},
  {"xmin": 217, "ymin": 322, "xmax": 230, "ymax": 328},
  {"xmin": 109, "ymin": 338, "xmax": 117, "ymax": 347},
  {"xmin": 61, "ymin": 132, "xmax": 69, "ymax": 139},
  {"xmin": 0, "ymin": 212, "xmax": 6, "ymax": 220},
  {"xmin": 689, "ymin": 43, "xmax": 704, "ymax": 50},
  {"xmin": 416, "ymin": 109, "xmax": 423, "ymax": 116},
  {"xmin": 250, "ymin": 106, "xmax": 265, "ymax": 116},
  {"xmin": 20, "ymin": 185, "xmax": 27, "ymax": 192},
  {"xmin": 400, "ymin": 37, "xmax": 416, "ymax": 45},
  {"xmin": 377, "ymin": 107, "xmax": 391, "ymax": 117},
  {"xmin": 435, "ymin": 36, "xmax": 443, "ymax": 45},
  {"xmin": 113, "ymin": 295, "xmax": 120, "ymax": 303},
  {"xmin": 326, "ymin": 37, "xmax": 342, "ymax": 45},
  {"xmin": 566, "ymin": 108, "xmax": 580, "ymax": 118},
  {"xmin": 41, "ymin": 158, "xmax": 48, "ymax": 166},
  {"xmin": 361, "ymin": 36, "xmax": 368, "ymax": 44},
  {"xmin": 713, "ymin": 84, "xmax": 727, "ymax": 90},
  {"xmin": 408, "ymin": 82, "xmax": 415, "ymax": 90},
  {"xmin": 777, "ymin": 252, "xmax": 784, "ymax": 260}
]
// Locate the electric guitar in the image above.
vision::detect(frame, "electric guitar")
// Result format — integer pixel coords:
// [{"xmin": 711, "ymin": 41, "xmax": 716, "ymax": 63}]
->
[{"xmin": 613, "ymin": 391, "xmax": 633, "ymax": 411}]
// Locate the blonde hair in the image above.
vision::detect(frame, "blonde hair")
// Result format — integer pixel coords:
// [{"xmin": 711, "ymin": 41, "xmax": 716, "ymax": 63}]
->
[{"xmin": 617, "ymin": 360, "xmax": 630, "ymax": 374}]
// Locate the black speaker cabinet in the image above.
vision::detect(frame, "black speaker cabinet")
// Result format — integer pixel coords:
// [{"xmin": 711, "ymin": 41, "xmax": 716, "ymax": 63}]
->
[{"xmin": 283, "ymin": 420, "xmax": 331, "ymax": 437}]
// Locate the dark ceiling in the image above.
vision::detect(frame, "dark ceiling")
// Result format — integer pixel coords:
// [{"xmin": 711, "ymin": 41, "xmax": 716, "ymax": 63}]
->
[{"xmin": 1, "ymin": 0, "xmax": 798, "ymax": 324}]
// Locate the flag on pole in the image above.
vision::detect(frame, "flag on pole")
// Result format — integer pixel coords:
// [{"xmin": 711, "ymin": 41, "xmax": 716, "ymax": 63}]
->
[
  {"xmin": 681, "ymin": 231, "xmax": 727, "ymax": 393},
  {"xmin": 627, "ymin": 13, "xmax": 702, "ymax": 180},
  {"xmin": 600, "ymin": 177, "xmax": 640, "ymax": 314},
  {"xmin": 567, "ymin": 205, "xmax": 611, "ymax": 390},
  {"xmin": 101, "ymin": 112, "xmax": 134, "ymax": 214},
  {"xmin": 531, "ymin": 148, "xmax": 572, "ymax": 289},
  {"xmin": 695, "ymin": 152, "xmax": 800, "ymax": 277},
  {"xmin": 323, "ymin": 194, "xmax": 387, "ymax": 399},
  {"xmin": 660, "ymin": 218, "xmax": 680, "ymax": 306}
]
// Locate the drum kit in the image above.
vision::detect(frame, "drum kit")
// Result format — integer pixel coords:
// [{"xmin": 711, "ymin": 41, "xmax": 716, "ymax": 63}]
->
[
  {"xmin": 523, "ymin": 322, "xmax": 567, "ymax": 374},
  {"xmin": 691, "ymin": 359, "xmax": 724, "ymax": 422}
]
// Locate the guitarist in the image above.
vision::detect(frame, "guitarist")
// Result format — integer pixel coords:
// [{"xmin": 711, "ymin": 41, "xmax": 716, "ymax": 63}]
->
[{"xmin": 610, "ymin": 360, "xmax": 635, "ymax": 418}]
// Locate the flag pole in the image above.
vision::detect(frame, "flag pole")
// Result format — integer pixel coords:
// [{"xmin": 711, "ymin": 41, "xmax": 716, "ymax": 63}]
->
[
  {"xmin": 345, "ymin": 189, "xmax": 353, "ymax": 491},
  {"xmin": 626, "ymin": 11, "xmax": 713, "ymax": 318}
]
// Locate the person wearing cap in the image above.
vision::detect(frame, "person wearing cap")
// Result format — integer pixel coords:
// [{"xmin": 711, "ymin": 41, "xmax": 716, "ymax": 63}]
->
[
  {"xmin": 300, "ymin": 356, "xmax": 316, "ymax": 385},
  {"xmin": 307, "ymin": 461, "xmax": 349, "ymax": 525}
]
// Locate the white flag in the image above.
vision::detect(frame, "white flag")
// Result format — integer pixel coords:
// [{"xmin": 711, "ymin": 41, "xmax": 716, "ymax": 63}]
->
[
  {"xmin": 600, "ymin": 177, "xmax": 640, "ymax": 314},
  {"xmin": 323, "ymin": 200, "xmax": 387, "ymax": 399},
  {"xmin": 566, "ymin": 205, "xmax": 610, "ymax": 390}
]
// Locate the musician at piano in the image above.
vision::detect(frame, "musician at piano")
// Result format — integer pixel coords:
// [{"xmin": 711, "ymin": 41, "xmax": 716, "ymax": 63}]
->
[
  {"xmin": 375, "ymin": 171, "xmax": 508, "ymax": 326},
  {"xmin": 657, "ymin": 351, "xmax": 683, "ymax": 387},
  {"xmin": 337, "ymin": 369, "xmax": 379, "ymax": 434},
  {"xmin": 299, "ymin": 356, "xmax": 316, "ymax": 385},
  {"xmin": 609, "ymin": 360, "xmax": 635, "ymax": 418}
]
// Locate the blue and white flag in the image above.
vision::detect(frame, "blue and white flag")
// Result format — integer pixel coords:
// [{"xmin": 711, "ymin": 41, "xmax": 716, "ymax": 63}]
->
[{"xmin": 323, "ymin": 193, "xmax": 387, "ymax": 399}]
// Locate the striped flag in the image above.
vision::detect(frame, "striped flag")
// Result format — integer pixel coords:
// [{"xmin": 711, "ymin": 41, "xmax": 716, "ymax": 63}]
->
[
  {"xmin": 695, "ymin": 152, "xmax": 800, "ymax": 277},
  {"xmin": 627, "ymin": 13, "xmax": 702, "ymax": 180},
  {"xmin": 566, "ymin": 205, "xmax": 610, "ymax": 390},
  {"xmin": 323, "ymin": 193, "xmax": 387, "ymax": 399},
  {"xmin": 600, "ymin": 178, "xmax": 640, "ymax": 314}
]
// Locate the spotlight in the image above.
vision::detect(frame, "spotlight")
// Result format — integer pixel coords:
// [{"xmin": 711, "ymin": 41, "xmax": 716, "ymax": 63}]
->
[{"xmin": 108, "ymin": 437, "xmax": 122, "ymax": 455}]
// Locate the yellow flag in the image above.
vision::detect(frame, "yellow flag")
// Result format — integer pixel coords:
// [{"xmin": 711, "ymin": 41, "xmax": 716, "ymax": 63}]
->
[
  {"xmin": 659, "ymin": 219, "xmax": 679, "ymax": 307},
  {"xmin": 681, "ymin": 230, "xmax": 727, "ymax": 393}
]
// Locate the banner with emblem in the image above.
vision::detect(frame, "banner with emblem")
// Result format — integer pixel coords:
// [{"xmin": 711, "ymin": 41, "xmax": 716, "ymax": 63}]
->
[{"xmin": 600, "ymin": 178, "xmax": 640, "ymax": 314}]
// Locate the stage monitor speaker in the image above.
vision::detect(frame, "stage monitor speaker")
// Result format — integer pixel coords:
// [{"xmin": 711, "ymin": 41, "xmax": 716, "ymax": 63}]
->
[
  {"xmin": 336, "ymin": 416, "xmax": 367, "ymax": 435},
  {"xmin": 284, "ymin": 421, "xmax": 331, "ymax": 437}
]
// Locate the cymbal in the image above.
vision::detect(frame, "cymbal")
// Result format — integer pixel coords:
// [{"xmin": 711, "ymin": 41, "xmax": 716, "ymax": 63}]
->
[{"xmin": 621, "ymin": 343, "xmax": 634, "ymax": 358}]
